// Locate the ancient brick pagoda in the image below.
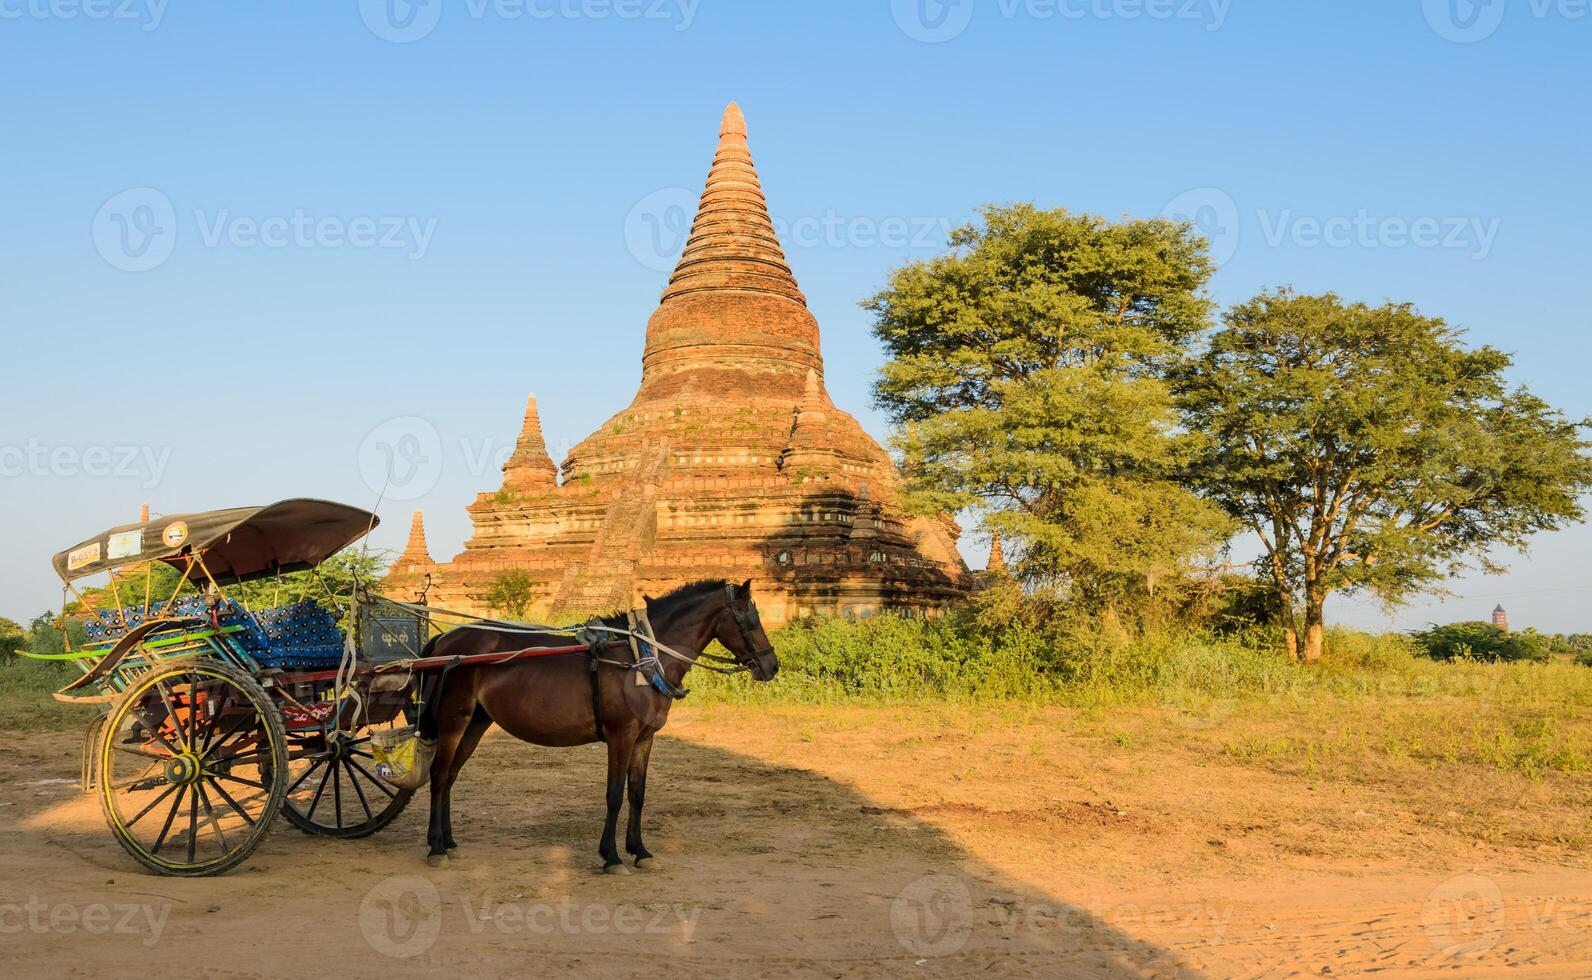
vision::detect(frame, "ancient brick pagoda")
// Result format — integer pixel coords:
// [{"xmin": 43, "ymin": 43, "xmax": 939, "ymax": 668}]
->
[{"xmin": 404, "ymin": 104, "xmax": 969, "ymax": 624}]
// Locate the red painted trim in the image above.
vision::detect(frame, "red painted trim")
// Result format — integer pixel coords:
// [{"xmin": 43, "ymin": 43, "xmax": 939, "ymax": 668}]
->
[{"xmin": 393, "ymin": 640, "xmax": 627, "ymax": 674}]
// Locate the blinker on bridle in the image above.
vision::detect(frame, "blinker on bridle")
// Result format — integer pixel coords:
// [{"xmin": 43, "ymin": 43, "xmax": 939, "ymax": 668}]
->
[{"xmin": 722, "ymin": 584, "xmax": 777, "ymax": 677}]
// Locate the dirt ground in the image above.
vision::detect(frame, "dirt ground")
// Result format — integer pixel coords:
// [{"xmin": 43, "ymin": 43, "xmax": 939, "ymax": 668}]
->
[{"xmin": 2, "ymin": 702, "xmax": 1589, "ymax": 978}]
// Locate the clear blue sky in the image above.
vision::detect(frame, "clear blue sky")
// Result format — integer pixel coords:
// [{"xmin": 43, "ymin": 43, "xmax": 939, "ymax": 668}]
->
[{"xmin": 3, "ymin": 1, "xmax": 1589, "ymax": 632}]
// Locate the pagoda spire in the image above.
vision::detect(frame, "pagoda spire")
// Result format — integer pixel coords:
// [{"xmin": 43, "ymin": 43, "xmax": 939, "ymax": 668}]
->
[
  {"xmin": 659, "ymin": 103, "xmax": 805, "ymax": 307},
  {"xmin": 502, "ymin": 394, "xmax": 559, "ymax": 492},
  {"xmin": 639, "ymin": 103, "xmax": 823, "ymax": 392},
  {"xmin": 987, "ymin": 533, "xmax": 1008, "ymax": 575},
  {"xmin": 396, "ymin": 510, "xmax": 433, "ymax": 567},
  {"xmin": 799, "ymin": 368, "xmax": 829, "ymax": 420}
]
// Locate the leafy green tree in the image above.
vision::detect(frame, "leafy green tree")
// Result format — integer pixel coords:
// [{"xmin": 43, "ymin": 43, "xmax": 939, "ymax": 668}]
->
[
  {"xmin": 485, "ymin": 569, "xmax": 537, "ymax": 621},
  {"xmin": 1412, "ymin": 622, "xmax": 1551, "ymax": 664},
  {"xmin": 26, "ymin": 611, "xmax": 86, "ymax": 655},
  {"xmin": 0, "ymin": 617, "xmax": 26, "ymax": 656},
  {"xmin": 1183, "ymin": 290, "xmax": 1592, "ymax": 660},
  {"xmin": 865, "ymin": 204, "xmax": 1234, "ymax": 619}
]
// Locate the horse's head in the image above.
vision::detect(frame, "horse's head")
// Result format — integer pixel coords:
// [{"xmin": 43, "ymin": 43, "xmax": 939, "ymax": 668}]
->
[{"xmin": 714, "ymin": 580, "xmax": 778, "ymax": 682}]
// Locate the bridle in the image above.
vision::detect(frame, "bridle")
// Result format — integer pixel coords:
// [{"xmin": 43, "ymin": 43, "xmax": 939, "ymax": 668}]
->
[{"xmin": 719, "ymin": 584, "xmax": 778, "ymax": 680}]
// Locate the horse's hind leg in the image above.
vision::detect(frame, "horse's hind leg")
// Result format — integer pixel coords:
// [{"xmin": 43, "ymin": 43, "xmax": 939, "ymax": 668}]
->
[
  {"xmin": 599, "ymin": 731, "xmax": 636, "ymax": 875},
  {"xmin": 625, "ymin": 734, "xmax": 655, "ymax": 868},
  {"xmin": 426, "ymin": 683, "xmax": 481, "ymax": 866},
  {"xmin": 440, "ymin": 707, "xmax": 493, "ymax": 854}
]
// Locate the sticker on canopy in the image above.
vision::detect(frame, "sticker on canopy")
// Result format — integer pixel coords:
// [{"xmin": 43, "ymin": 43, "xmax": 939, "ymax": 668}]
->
[
  {"xmin": 162, "ymin": 521, "xmax": 190, "ymax": 548},
  {"xmin": 107, "ymin": 530, "xmax": 144, "ymax": 560},
  {"xmin": 67, "ymin": 542, "xmax": 101, "ymax": 571}
]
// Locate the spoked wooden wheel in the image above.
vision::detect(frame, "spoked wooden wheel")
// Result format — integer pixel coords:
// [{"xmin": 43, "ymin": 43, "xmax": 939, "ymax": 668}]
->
[
  {"xmin": 98, "ymin": 661, "xmax": 288, "ymax": 877},
  {"xmin": 281, "ymin": 718, "xmax": 414, "ymax": 838}
]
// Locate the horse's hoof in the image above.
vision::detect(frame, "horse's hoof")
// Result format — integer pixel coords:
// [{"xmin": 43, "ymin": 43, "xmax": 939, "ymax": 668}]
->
[
  {"xmin": 447, "ymin": 847, "xmax": 459, "ymax": 857},
  {"xmin": 426, "ymin": 854, "xmax": 449, "ymax": 869},
  {"xmin": 634, "ymin": 857, "xmax": 657, "ymax": 870},
  {"xmin": 603, "ymin": 863, "xmax": 631, "ymax": 876}
]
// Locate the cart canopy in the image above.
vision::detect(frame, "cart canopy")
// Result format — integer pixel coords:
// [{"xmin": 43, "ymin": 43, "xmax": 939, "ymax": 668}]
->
[{"xmin": 52, "ymin": 499, "xmax": 379, "ymax": 584}]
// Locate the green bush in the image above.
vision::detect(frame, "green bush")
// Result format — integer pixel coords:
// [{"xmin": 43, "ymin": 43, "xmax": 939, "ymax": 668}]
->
[
  {"xmin": 1412, "ymin": 622, "xmax": 1551, "ymax": 664},
  {"xmin": 688, "ymin": 613, "xmax": 1453, "ymax": 707}
]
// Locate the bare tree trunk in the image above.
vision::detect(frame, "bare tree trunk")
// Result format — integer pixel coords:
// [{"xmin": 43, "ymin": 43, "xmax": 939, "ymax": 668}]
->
[
  {"xmin": 1302, "ymin": 593, "xmax": 1326, "ymax": 662},
  {"xmin": 1283, "ymin": 623, "xmax": 1300, "ymax": 661}
]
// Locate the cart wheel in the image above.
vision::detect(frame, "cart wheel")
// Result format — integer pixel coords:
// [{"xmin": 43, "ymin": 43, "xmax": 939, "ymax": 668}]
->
[
  {"xmin": 281, "ymin": 719, "xmax": 415, "ymax": 838},
  {"xmin": 98, "ymin": 661, "xmax": 288, "ymax": 877}
]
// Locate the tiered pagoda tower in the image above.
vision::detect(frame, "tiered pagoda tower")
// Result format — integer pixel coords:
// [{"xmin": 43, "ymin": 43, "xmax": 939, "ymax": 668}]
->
[
  {"xmin": 425, "ymin": 104, "xmax": 969, "ymax": 625},
  {"xmin": 385, "ymin": 510, "xmax": 437, "ymax": 601}
]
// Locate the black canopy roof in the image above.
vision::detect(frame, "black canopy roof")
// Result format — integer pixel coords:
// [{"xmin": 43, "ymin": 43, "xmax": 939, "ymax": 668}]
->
[{"xmin": 52, "ymin": 499, "xmax": 379, "ymax": 585}]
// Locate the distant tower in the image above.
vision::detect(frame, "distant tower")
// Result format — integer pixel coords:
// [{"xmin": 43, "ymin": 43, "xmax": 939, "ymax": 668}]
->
[
  {"xmin": 385, "ymin": 510, "xmax": 439, "ymax": 601},
  {"xmin": 1492, "ymin": 604, "xmax": 1509, "ymax": 632},
  {"xmin": 986, "ymin": 532, "xmax": 1008, "ymax": 576}
]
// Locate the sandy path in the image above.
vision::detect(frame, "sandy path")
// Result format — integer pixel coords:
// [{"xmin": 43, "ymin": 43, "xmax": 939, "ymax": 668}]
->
[{"xmin": 2, "ymin": 704, "xmax": 1588, "ymax": 978}]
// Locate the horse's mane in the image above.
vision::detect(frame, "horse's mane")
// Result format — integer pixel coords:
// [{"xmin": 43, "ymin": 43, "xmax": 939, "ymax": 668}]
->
[{"xmin": 628, "ymin": 579, "xmax": 729, "ymax": 620}]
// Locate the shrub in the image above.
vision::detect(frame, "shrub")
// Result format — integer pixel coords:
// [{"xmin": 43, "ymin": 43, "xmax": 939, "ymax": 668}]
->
[
  {"xmin": 1411, "ymin": 622, "xmax": 1551, "ymax": 664},
  {"xmin": 485, "ymin": 569, "xmax": 537, "ymax": 620}
]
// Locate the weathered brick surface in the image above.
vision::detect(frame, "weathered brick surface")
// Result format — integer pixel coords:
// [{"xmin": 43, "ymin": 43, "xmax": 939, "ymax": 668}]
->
[{"xmin": 420, "ymin": 104, "xmax": 969, "ymax": 624}]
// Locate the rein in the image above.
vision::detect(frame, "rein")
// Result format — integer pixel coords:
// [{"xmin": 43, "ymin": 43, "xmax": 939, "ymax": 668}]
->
[{"xmin": 374, "ymin": 595, "xmax": 756, "ymax": 677}]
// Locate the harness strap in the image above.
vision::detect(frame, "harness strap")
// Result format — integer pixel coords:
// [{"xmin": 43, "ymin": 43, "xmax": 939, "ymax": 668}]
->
[
  {"xmin": 628, "ymin": 606, "xmax": 689, "ymax": 700},
  {"xmin": 589, "ymin": 642, "xmax": 604, "ymax": 741}
]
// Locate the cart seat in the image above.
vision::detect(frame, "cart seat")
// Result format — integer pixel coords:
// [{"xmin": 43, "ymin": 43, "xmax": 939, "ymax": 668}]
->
[
  {"xmin": 82, "ymin": 597, "xmax": 348, "ymax": 669},
  {"xmin": 82, "ymin": 594, "xmax": 235, "ymax": 642},
  {"xmin": 241, "ymin": 601, "xmax": 347, "ymax": 669}
]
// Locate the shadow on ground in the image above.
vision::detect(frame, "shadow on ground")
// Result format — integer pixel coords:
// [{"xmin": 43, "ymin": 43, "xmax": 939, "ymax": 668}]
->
[{"xmin": 0, "ymin": 725, "xmax": 1201, "ymax": 979}]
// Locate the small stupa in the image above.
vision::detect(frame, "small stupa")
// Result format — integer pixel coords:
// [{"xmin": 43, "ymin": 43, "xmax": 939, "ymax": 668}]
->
[{"xmin": 384, "ymin": 510, "xmax": 437, "ymax": 601}]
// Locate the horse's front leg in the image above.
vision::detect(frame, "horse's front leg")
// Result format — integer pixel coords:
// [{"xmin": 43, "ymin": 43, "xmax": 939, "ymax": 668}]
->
[
  {"xmin": 625, "ymin": 734, "xmax": 655, "ymax": 868},
  {"xmin": 599, "ymin": 731, "xmax": 635, "ymax": 875}
]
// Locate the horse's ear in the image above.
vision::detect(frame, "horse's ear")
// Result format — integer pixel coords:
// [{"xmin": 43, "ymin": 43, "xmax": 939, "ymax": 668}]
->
[{"xmin": 739, "ymin": 579, "xmax": 753, "ymax": 599}]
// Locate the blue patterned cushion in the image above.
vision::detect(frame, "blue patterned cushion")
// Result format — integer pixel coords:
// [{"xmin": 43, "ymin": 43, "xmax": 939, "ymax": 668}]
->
[{"xmin": 248, "ymin": 601, "xmax": 346, "ymax": 668}]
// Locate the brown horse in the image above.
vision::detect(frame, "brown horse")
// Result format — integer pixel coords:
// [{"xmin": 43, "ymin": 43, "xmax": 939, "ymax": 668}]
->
[{"xmin": 415, "ymin": 579, "xmax": 777, "ymax": 872}]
